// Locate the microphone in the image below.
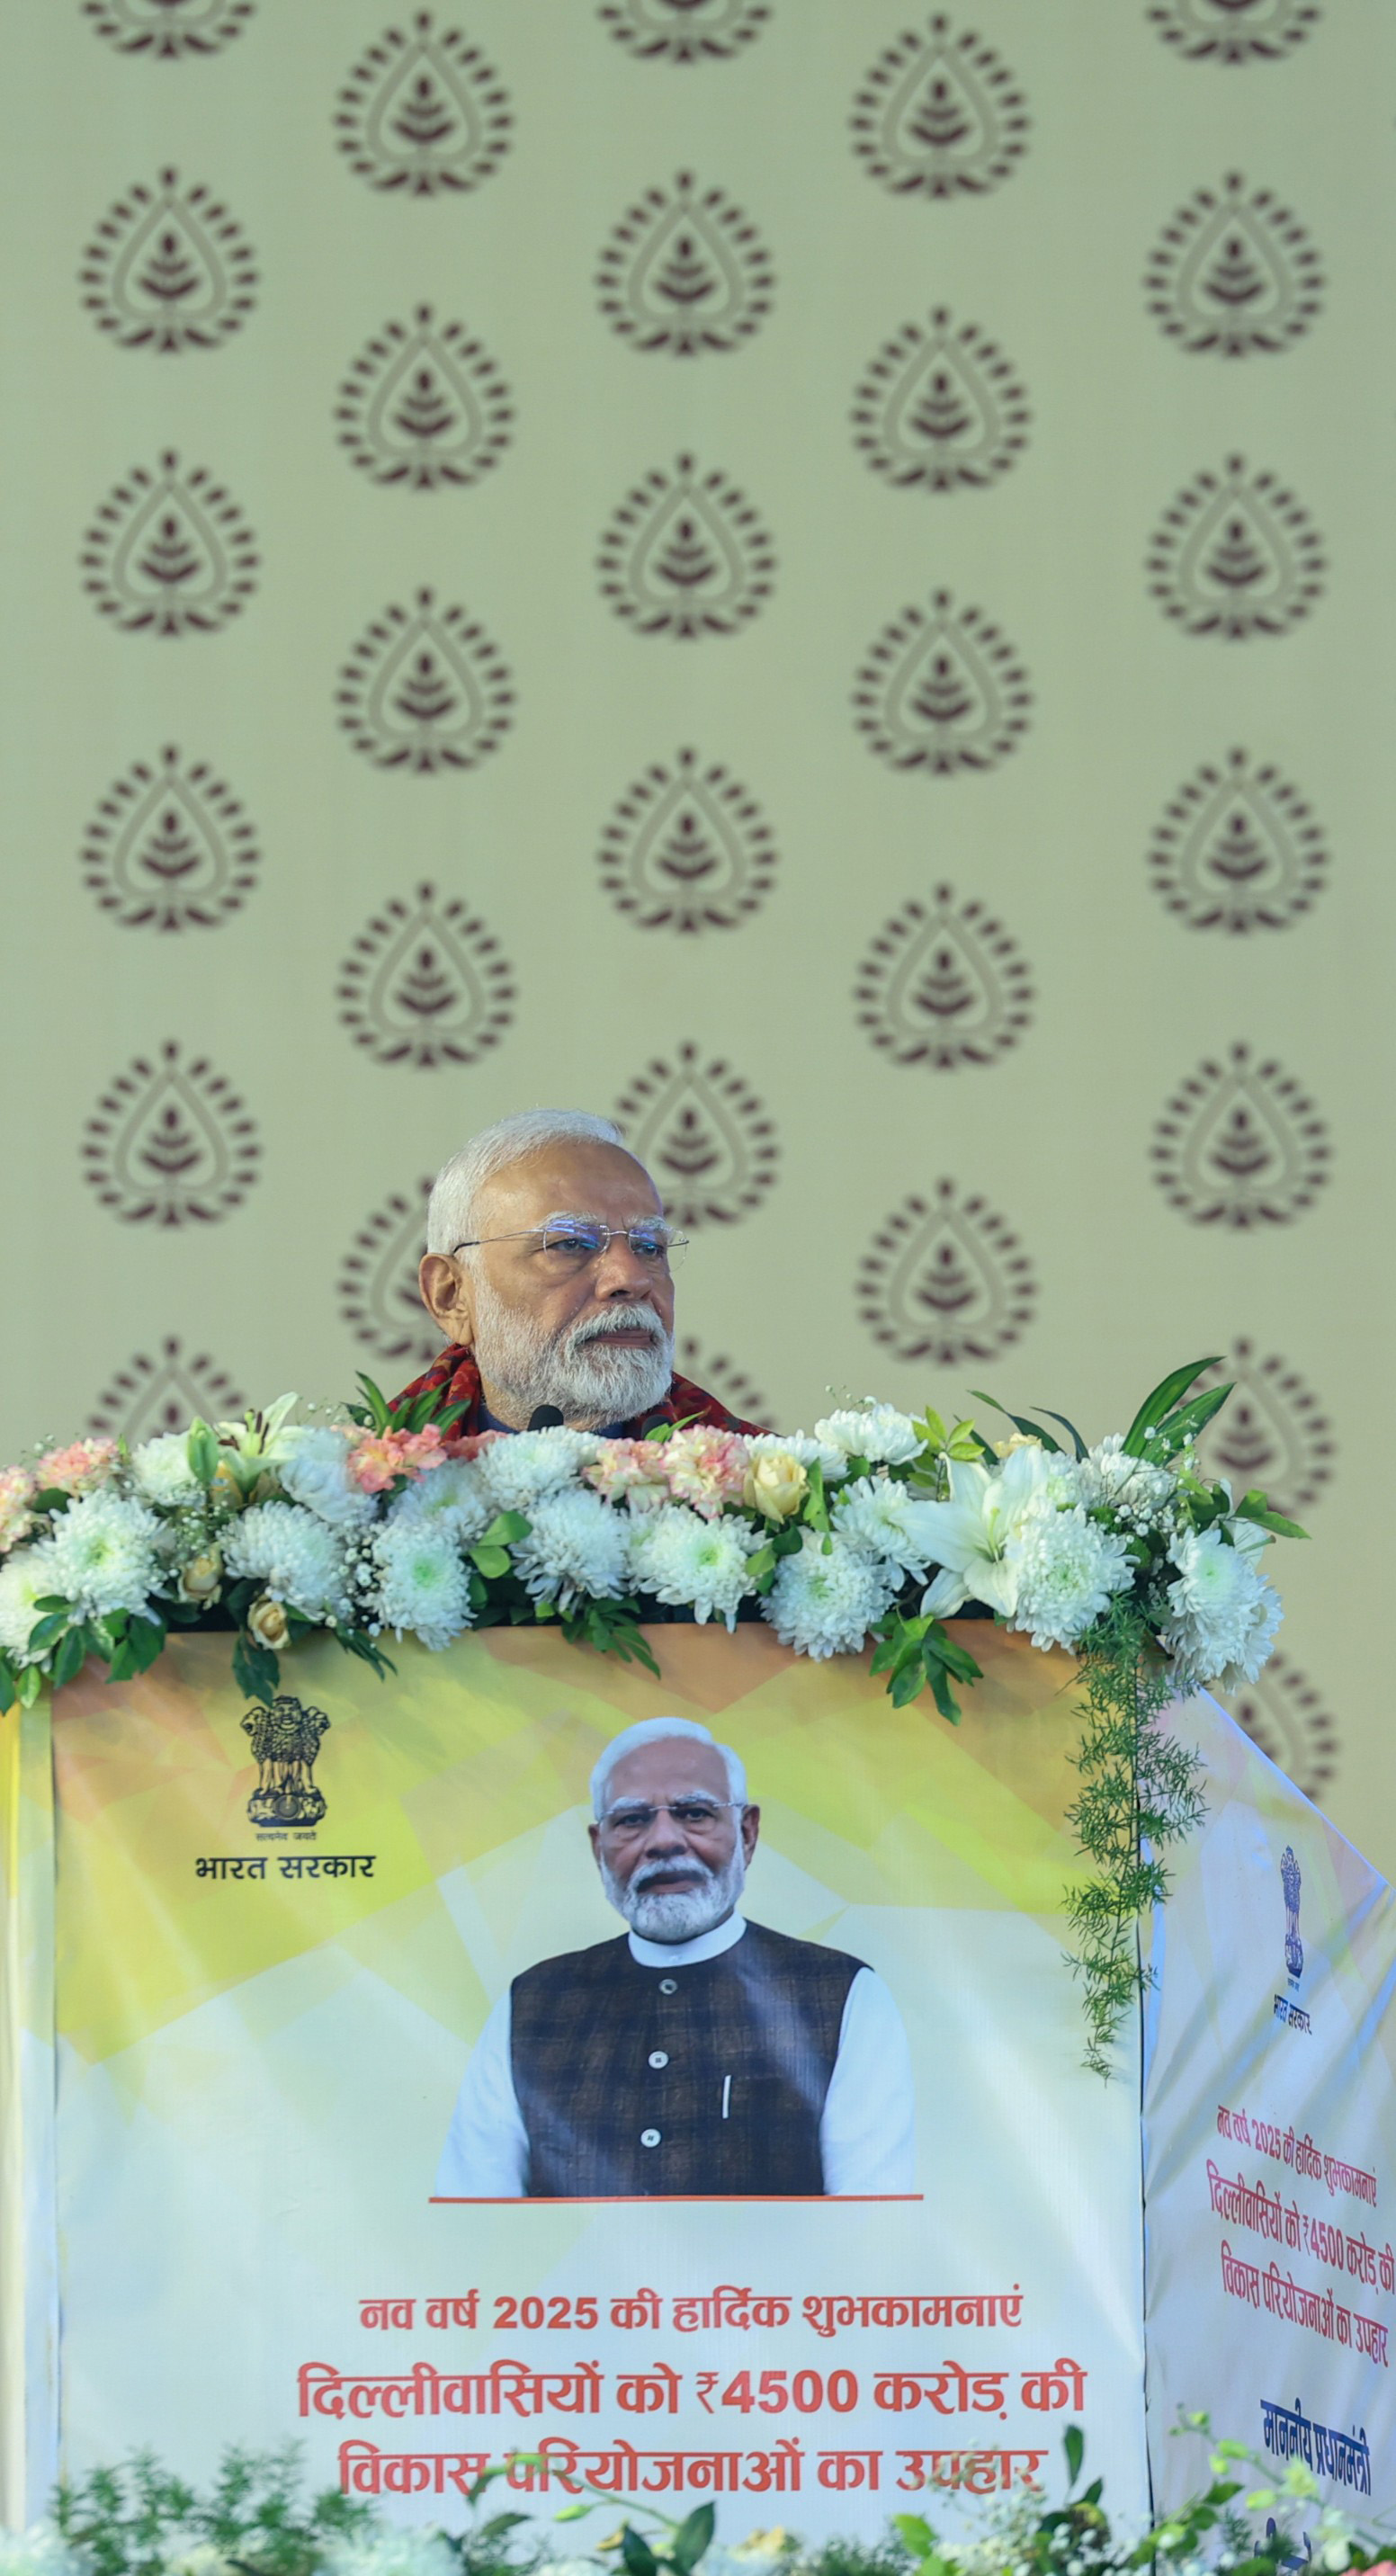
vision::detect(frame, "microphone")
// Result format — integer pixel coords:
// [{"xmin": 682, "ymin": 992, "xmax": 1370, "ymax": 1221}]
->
[{"xmin": 527, "ymin": 1405, "xmax": 565, "ymax": 1431}]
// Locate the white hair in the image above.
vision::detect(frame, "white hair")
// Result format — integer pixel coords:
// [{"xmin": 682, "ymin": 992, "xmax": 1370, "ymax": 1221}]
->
[
  {"xmin": 590, "ymin": 1718, "xmax": 747, "ymax": 1819},
  {"xmin": 425, "ymin": 1109, "xmax": 642, "ymax": 1257}
]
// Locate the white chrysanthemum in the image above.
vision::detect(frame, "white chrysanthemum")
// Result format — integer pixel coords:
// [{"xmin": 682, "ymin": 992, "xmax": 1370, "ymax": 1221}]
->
[
  {"xmin": 386, "ymin": 1456, "xmax": 492, "ymax": 1543},
  {"xmin": 813, "ymin": 1403, "xmax": 922, "ymax": 1466},
  {"xmin": 222, "ymin": 1501, "xmax": 349, "ymax": 1618},
  {"xmin": 41, "ymin": 1490, "xmax": 161, "ymax": 1620},
  {"xmin": 0, "ymin": 1549, "xmax": 55, "ymax": 1663},
  {"xmin": 130, "ymin": 1431, "xmax": 204, "ymax": 1508},
  {"xmin": 370, "ymin": 1519, "xmax": 473, "ymax": 1650},
  {"xmin": 277, "ymin": 1425, "xmax": 376, "ymax": 1529},
  {"xmin": 0, "ymin": 2525, "xmax": 92, "ymax": 2576},
  {"xmin": 512, "ymin": 1485, "xmax": 630, "ymax": 1610},
  {"xmin": 1008, "ymin": 1506, "xmax": 1135, "ymax": 1651},
  {"xmin": 1164, "ymin": 1525, "xmax": 1281, "ymax": 1687},
  {"xmin": 747, "ymin": 1428, "xmax": 848, "ymax": 1481},
  {"xmin": 1077, "ymin": 1433, "xmax": 1177, "ymax": 1526},
  {"xmin": 763, "ymin": 1527, "xmax": 898, "ymax": 1659},
  {"xmin": 321, "ymin": 2529, "xmax": 460, "ymax": 2576},
  {"xmin": 832, "ymin": 1473, "xmax": 944, "ymax": 1573},
  {"xmin": 628, "ymin": 1501, "xmax": 756, "ymax": 1630},
  {"xmin": 478, "ymin": 1427, "xmax": 598, "ymax": 1512},
  {"xmin": 160, "ymin": 2545, "xmax": 237, "ymax": 2576}
]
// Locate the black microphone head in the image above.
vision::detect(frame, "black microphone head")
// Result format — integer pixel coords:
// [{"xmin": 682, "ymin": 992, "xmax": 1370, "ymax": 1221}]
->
[{"xmin": 526, "ymin": 1404, "xmax": 565, "ymax": 1432}]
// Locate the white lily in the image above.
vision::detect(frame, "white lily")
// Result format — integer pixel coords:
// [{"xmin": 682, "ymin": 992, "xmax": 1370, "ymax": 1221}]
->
[{"xmin": 916, "ymin": 1446, "xmax": 1053, "ymax": 1619}]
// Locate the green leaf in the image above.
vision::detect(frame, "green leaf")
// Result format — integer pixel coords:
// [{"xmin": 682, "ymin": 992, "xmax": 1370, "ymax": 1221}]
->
[
  {"xmin": 643, "ymin": 1420, "xmax": 676, "ymax": 1445},
  {"xmin": 620, "ymin": 2529, "xmax": 658, "ymax": 2576},
  {"xmin": 672, "ymin": 2504, "xmax": 715, "ymax": 2572},
  {"xmin": 744, "ymin": 1543, "xmax": 775, "ymax": 1583},
  {"xmin": 232, "ymin": 1633, "xmax": 279, "ymax": 1702},
  {"xmin": 0, "ymin": 1653, "xmax": 16, "ymax": 1713},
  {"xmin": 354, "ymin": 1373, "xmax": 393, "ymax": 1435},
  {"xmin": 186, "ymin": 1420, "xmax": 220, "ymax": 1488},
  {"xmin": 803, "ymin": 1457, "xmax": 830, "ymax": 1532},
  {"xmin": 31, "ymin": 1490, "xmax": 73, "ymax": 1516},
  {"xmin": 481, "ymin": 1509, "xmax": 531, "ymax": 1544},
  {"xmin": 925, "ymin": 1657, "xmax": 962, "ymax": 1725},
  {"xmin": 1233, "ymin": 1495, "xmax": 1308, "ymax": 1541},
  {"xmin": 1122, "ymin": 1358, "xmax": 1222, "ymax": 1456},
  {"xmin": 26, "ymin": 1610, "xmax": 72, "ymax": 1653},
  {"xmin": 1063, "ymin": 2424, "xmax": 1085, "ymax": 2485},
  {"xmin": 923, "ymin": 1623, "xmax": 983, "ymax": 1686},
  {"xmin": 1035, "ymin": 1408, "xmax": 1089, "ymax": 1461},
  {"xmin": 51, "ymin": 1628, "xmax": 89, "ymax": 1690},
  {"xmin": 892, "ymin": 2518, "xmax": 937, "ymax": 2561},
  {"xmin": 968, "ymin": 1390, "xmax": 1062, "ymax": 1453},
  {"xmin": 469, "ymin": 1545, "xmax": 511, "ymax": 1580},
  {"xmin": 17, "ymin": 1663, "xmax": 43, "ymax": 1706},
  {"xmin": 889, "ymin": 1659, "xmax": 928, "ymax": 1708},
  {"xmin": 1149, "ymin": 1382, "xmax": 1232, "ymax": 1456}
]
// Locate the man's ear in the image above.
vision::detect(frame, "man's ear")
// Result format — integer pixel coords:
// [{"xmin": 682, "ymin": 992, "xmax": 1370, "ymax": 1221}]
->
[
  {"xmin": 587, "ymin": 1821, "xmax": 602, "ymax": 1868},
  {"xmin": 740, "ymin": 1802, "xmax": 760, "ymax": 1863},
  {"xmin": 418, "ymin": 1253, "xmax": 473, "ymax": 1345}
]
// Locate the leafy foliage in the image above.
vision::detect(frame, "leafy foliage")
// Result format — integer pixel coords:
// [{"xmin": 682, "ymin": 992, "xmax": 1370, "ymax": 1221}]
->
[
  {"xmin": 52, "ymin": 2448, "xmax": 371, "ymax": 2576},
  {"xmin": 1063, "ymin": 1605, "xmax": 1209, "ymax": 2078}
]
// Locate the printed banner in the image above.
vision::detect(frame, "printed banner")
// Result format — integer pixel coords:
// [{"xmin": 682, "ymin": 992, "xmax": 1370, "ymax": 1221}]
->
[
  {"xmin": 1141, "ymin": 1700, "xmax": 1396, "ymax": 2516},
  {"xmin": 40, "ymin": 1624, "xmax": 1152, "ymax": 2537}
]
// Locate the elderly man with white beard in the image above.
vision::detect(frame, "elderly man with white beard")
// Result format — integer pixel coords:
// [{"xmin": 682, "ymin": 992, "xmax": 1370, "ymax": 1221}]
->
[
  {"xmin": 396, "ymin": 1108, "xmax": 763, "ymax": 1437},
  {"xmin": 434, "ymin": 1718, "xmax": 917, "ymax": 2198}
]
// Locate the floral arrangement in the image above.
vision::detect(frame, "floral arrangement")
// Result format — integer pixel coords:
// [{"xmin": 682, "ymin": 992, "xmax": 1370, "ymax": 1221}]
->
[
  {"xmin": 0, "ymin": 1363, "xmax": 1302, "ymax": 2068},
  {"xmin": 5, "ymin": 2424, "xmax": 1390, "ymax": 2576}
]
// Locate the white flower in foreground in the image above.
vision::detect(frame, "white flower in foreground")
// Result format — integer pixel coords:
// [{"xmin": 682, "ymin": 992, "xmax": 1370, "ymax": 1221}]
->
[
  {"xmin": 369, "ymin": 1518, "xmax": 473, "ymax": 1650},
  {"xmin": 629, "ymin": 1501, "xmax": 756, "ymax": 1629},
  {"xmin": 0, "ymin": 1550, "xmax": 55, "ymax": 1662},
  {"xmin": 763, "ymin": 1528, "xmax": 897, "ymax": 1659},
  {"xmin": 160, "ymin": 2545, "xmax": 237, "ymax": 2576},
  {"xmin": 512, "ymin": 1485, "xmax": 629, "ymax": 1609},
  {"xmin": 1164, "ymin": 1525, "xmax": 1281, "ymax": 1688},
  {"xmin": 386, "ymin": 1456, "xmax": 492, "ymax": 1543},
  {"xmin": 832, "ymin": 1473, "xmax": 944, "ymax": 1573},
  {"xmin": 915, "ymin": 1446, "xmax": 1054, "ymax": 1618},
  {"xmin": 223, "ymin": 1501, "xmax": 349, "ymax": 1619},
  {"xmin": 814, "ymin": 1403, "xmax": 921, "ymax": 1467},
  {"xmin": 0, "ymin": 2524, "xmax": 91, "ymax": 2576},
  {"xmin": 42, "ymin": 1490, "xmax": 161, "ymax": 1620},
  {"xmin": 130, "ymin": 1431, "xmax": 204, "ymax": 1508},
  {"xmin": 478, "ymin": 1427, "xmax": 597, "ymax": 1512},
  {"xmin": 1009, "ymin": 1507, "xmax": 1134, "ymax": 1652},
  {"xmin": 1076, "ymin": 1434, "xmax": 1177, "ymax": 1527},
  {"xmin": 277, "ymin": 1425, "xmax": 376, "ymax": 1530},
  {"xmin": 321, "ymin": 2528, "xmax": 460, "ymax": 2576}
]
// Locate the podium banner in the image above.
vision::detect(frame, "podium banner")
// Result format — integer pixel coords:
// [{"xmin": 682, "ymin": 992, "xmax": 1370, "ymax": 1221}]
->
[{"xmin": 22, "ymin": 1624, "xmax": 1153, "ymax": 2535}]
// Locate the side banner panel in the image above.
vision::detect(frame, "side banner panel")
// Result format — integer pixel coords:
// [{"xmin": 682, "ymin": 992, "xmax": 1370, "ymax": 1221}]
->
[
  {"xmin": 1, "ymin": 1699, "xmax": 58, "ymax": 2525},
  {"xmin": 50, "ymin": 1629, "xmax": 1150, "ymax": 2536},
  {"xmin": 1142, "ymin": 1695, "xmax": 1396, "ymax": 2518}
]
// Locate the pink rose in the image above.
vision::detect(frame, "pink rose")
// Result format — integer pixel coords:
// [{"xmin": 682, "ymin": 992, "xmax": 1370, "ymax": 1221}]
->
[
  {"xmin": 586, "ymin": 1439, "xmax": 669, "ymax": 1507},
  {"xmin": 35, "ymin": 1437, "xmax": 119, "ymax": 1497},
  {"xmin": 0, "ymin": 1464, "xmax": 34, "ymax": 1551},
  {"xmin": 661, "ymin": 1428, "xmax": 750, "ymax": 1520},
  {"xmin": 346, "ymin": 1422, "xmax": 452, "ymax": 1493}
]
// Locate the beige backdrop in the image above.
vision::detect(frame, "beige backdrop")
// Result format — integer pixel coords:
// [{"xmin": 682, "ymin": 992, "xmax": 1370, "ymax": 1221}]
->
[{"xmin": 1, "ymin": 0, "xmax": 1392, "ymax": 1865}]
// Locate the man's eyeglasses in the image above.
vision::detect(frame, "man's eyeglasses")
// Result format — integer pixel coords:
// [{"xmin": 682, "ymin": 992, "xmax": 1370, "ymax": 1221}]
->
[
  {"xmin": 596, "ymin": 1799, "xmax": 745, "ymax": 1841},
  {"xmin": 451, "ymin": 1220, "xmax": 688, "ymax": 1269}
]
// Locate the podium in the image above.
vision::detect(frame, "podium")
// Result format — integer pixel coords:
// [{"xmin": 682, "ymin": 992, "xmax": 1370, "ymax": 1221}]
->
[{"xmin": 3, "ymin": 1623, "xmax": 1392, "ymax": 2530}]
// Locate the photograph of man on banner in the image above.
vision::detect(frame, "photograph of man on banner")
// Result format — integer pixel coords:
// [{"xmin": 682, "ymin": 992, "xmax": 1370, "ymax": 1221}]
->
[{"xmin": 435, "ymin": 1716, "xmax": 916, "ymax": 2200}]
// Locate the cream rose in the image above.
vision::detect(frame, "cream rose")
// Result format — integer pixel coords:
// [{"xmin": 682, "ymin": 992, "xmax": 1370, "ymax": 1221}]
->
[
  {"xmin": 246, "ymin": 1594, "xmax": 289, "ymax": 1650},
  {"xmin": 743, "ymin": 1451, "xmax": 809, "ymax": 1521},
  {"xmin": 178, "ymin": 1550, "xmax": 223, "ymax": 1603}
]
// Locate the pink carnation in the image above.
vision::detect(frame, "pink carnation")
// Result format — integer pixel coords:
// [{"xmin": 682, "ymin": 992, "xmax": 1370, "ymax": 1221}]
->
[
  {"xmin": 35, "ymin": 1437, "xmax": 119, "ymax": 1497},
  {"xmin": 586, "ymin": 1439, "xmax": 669, "ymax": 1506},
  {"xmin": 346, "ymin": 1423, "xmax": 452, "ymax": 1493},
  {"xmin": 0, "ymin": 1464, "xmax": 34, "ymax": 1551},
  {"xmin": 660, "ymin": 1427, "xmax": 750, "ymax": 1520}
]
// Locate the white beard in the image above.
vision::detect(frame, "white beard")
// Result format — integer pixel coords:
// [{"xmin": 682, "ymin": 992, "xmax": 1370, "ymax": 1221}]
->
[
  {"xmin": 601, "ymin": 1844, "xmax": 747, "ymax": 1944},
  {"xmin": 469, "ymin": 1281, "xmax": 674, "ymax": 1427}
]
